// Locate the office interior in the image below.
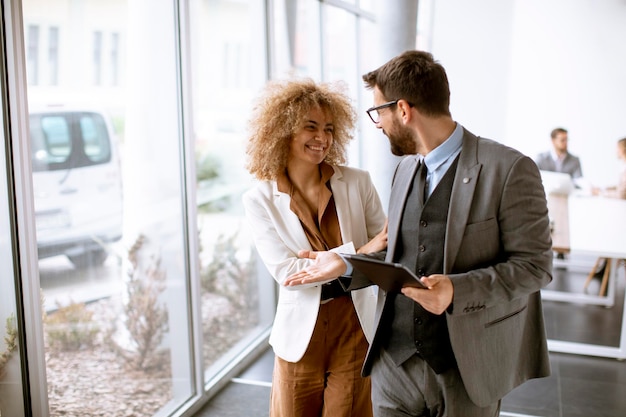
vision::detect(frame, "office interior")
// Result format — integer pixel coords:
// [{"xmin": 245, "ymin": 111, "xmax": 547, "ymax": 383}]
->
[{"xmin": 1, "ymin": 0, "xmax": 625, "ymax": 416}]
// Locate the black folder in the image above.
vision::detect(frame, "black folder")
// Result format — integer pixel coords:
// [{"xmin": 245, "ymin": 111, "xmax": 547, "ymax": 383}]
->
[{"xmin": 343, "ymin": 254, "xmax": 427, "ymax": 292}]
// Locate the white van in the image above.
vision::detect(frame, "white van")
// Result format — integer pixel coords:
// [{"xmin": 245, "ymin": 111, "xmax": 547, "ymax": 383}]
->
[{"xmin": 29, "ymin": 105, "xmax": 123, "ymax": 268}]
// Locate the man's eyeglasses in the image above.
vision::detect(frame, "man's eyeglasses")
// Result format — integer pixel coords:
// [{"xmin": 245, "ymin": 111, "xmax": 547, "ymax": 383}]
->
[{"xmin": 366, "ymin": 100, "xmax": 399, "ymax": 124}]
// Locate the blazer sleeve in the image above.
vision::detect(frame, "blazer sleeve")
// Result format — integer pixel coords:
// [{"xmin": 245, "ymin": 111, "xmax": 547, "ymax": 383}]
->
[
  {"xmin": 355, "ymin": 169, "xmax": 387, "ymax": 242},
  {"xmin": 242, "ymin": 186, "xmax": 326, "ymax": 289},
  {"xmin": 449, "ymin": 155, "xmax": 553, "ymax": 311}
]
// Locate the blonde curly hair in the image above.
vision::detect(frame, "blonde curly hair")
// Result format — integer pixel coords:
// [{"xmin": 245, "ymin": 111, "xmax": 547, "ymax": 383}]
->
[{"xmin": 245, "ymin": 78, "xmax": 356, "ymax": 181}]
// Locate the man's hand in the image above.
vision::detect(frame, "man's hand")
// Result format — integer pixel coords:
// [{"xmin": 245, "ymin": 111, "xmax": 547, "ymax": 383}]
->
[
  {"xmin": 401, "ymin": 274, "xmax": 453, "ymax": 315},
  {"xmin": 357, "ymin": 221, "xmax": 388, "ymax": 254},
  {"xmin": 284, "ymin": 250, "xmax": 347, "ymax": 286}
]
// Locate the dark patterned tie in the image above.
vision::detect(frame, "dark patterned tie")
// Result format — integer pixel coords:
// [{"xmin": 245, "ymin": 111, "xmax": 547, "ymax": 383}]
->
[{"xmin": 417, "ymin": 160, "xmax": 428, "ymax": 204}]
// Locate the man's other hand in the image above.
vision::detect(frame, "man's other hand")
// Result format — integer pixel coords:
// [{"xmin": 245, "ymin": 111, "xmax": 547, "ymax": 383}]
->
[{"xmin": 401, "ymin": 274, "xmax": 453, "ymax": 315}]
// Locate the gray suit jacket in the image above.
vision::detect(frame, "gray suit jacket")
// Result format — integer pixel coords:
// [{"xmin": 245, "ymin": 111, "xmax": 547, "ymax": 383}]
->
[{"xmin": 359, "ymin": 129, "xmax": 553, "ymax": 407}]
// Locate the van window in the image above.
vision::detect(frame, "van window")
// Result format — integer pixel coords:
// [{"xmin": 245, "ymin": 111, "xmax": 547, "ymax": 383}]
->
[
  {"xmin": 80, "ymin": 114, "xmax": 111, "ymax": 163},
  {"xmin": 30, "ymin": 112, "xmax": 112, "ymax": 172}
]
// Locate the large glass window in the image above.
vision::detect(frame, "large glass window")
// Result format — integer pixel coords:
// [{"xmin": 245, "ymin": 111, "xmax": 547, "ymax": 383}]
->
[
  {"xmin": 16, "ymin": 0, "xmax": 278, "ymax": 414},
  {"xmin": 7, "ymin": 0, "xmax": 377, "ymax": 415},
  {"xmin": 23, "ymin": 1, "xmax": 196, "ymax": 415},
  {"xmin": 187, "ymin": 0, "xmax": 275, "ymax": 384}
]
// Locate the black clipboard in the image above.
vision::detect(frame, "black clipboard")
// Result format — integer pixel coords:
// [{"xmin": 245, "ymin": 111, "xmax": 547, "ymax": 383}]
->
[{"xmin": 344, "ymin": 254, "xmax": 427, "ymax": 292}]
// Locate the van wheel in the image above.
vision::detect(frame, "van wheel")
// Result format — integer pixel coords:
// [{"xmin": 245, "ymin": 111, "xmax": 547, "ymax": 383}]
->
[{"xmin": 68, "ymin": 249, "xmax": 108, "ymax": 269}]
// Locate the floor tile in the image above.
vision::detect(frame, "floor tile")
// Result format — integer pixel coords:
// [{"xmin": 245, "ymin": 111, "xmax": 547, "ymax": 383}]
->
[
  {"xmin": 193, "ymin": 383, "xmax": 270, "ymax": 417},
  {"xmin": 560, "ymin": 376, "xmax": 626, "ymax": 417},
  {"xmin": 501, "ymin": 371, "xmax": 560, "ymax": 417}
]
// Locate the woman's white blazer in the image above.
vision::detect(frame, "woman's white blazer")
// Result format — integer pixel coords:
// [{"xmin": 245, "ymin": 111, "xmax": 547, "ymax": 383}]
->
[{"xmin": 242, "ymin": 165, "xmax": 386, "ymax": 362}]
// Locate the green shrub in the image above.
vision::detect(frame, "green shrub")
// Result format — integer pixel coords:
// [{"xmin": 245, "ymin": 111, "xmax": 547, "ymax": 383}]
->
[
  {"xmin": 200, "ymin": 231, "xmax": 256, "ymax": 308},
  {"xmin": 45, "ymin": 302, "xmax": 99, "ymax": 351},
  {"xmin": 113, "ymin": 234, "xmax": 169, "ymax": 371},
  {"xmin": 0, "ymin": 314, "xmax": 18, "ymax": 379}
]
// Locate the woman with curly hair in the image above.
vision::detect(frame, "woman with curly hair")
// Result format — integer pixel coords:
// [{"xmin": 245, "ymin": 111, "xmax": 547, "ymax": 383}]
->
[{"xmin": 243, "ymin": 78, "xmax": 387, "ymax": 417}]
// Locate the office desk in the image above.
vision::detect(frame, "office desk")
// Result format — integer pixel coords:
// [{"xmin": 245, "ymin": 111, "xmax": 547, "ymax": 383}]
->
[
  {"xmin": 543, "ymin": 194, "xmax": 626, "ymax": 360},
  {"xmin": 547, "ymin": 195, "xmax": 569, "ymax": 254},
  {"xmin": 543, "ymin": 195, "xmax": 617, "ymax": 307}
]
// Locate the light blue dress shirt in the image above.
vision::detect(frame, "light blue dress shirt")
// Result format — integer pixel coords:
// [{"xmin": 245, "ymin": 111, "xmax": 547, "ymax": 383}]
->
[{"xmin": 422, "ymin": 122, "xmax": 463, "ymax": 199}]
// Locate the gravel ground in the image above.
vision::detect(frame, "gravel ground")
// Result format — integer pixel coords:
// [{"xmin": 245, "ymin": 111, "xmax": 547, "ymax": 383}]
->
[{"xmin": 45, "ymin": 292, "xmax": 257, "ymax": 417}]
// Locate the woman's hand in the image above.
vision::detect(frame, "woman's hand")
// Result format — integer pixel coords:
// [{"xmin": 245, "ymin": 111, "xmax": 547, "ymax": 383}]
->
[{"xmin": 284, "ymin": 250, "xmax": 346, "ymax": 286}]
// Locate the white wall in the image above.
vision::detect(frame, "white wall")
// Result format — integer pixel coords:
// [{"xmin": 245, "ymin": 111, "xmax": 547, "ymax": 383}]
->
[{"xmin": 429, "ymin": 0, "xmax": 626, "ymax": 187}]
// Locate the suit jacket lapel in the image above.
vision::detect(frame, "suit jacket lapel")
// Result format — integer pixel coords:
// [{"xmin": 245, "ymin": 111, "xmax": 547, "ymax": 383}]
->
[
  {"xmin": 444, "ymin": 130, "xmax": 481, "ymax": 273},
  {"xmin": 387, "ymin": 156, "xmax": 419, "ymax": 262}
]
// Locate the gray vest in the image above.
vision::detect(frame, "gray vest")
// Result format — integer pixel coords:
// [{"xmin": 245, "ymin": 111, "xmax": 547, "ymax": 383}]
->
[{"xmin": 382, "ymin": 157, "xmax": 458, "ymax": 374}]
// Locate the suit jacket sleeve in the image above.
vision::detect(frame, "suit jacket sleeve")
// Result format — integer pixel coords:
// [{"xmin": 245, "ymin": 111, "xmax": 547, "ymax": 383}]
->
[{"xmin": 447, "ymin": 153, "xmax": 553, "ymax": 312}]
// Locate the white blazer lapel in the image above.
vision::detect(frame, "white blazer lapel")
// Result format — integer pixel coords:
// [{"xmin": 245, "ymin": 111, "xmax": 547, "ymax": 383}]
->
[
  {"xmin": 272, "ymin": 182, "xmax": 312, "ymax": 252},
  {"xmin": 330, "ymin": 168, "xmax": 354, "ymax": 244}
]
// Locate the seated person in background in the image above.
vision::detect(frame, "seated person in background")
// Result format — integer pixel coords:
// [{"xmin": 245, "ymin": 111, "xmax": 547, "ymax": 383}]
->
[
  {"xmin": 535, "ymin": 127, "xmax": 583, "ymax": 181},
  {"xmin": 537, "ymin": 127, "xmax": 583, "ymax": 259},
  {"xmin": 593, "ymin": 137, "xmax": 626, "ymax": 199}
]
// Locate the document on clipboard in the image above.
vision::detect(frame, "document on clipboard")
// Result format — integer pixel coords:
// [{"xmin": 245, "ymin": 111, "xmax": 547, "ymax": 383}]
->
[{"xmin": 343, "ymin": 254, "xmax": 428, "ymax": 292}]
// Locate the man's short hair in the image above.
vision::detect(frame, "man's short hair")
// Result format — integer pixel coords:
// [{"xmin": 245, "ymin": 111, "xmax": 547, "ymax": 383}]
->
[
  {"xmin": 362, "ymin": 50, "xmax": 451, "ymax": 117},
  {"xmin": 550, "ymin": 127, "xmax": 568, "ymax": 139}
]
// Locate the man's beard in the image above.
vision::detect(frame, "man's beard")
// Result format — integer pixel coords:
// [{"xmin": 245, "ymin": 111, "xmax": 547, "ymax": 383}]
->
[{"xmin": 385, "ymin": 118, "xmax": 418, "ymax": 156}]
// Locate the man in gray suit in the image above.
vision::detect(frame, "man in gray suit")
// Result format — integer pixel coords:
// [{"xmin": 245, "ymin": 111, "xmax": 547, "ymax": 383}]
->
[
  {"xmin": 535, "ymin": 127, "xmax": 583, "ymax": 179},
  {"xmin": 286, "ymin": 50, "xmax": 553, "ymax": 417}
]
